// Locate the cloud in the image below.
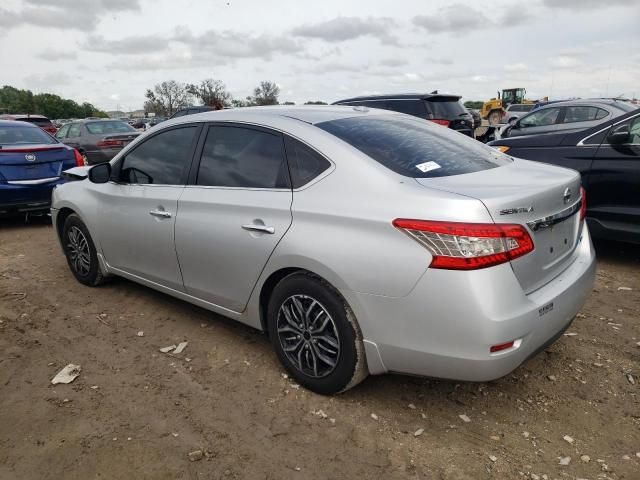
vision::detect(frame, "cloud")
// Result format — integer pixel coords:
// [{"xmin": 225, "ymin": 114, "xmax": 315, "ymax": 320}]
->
[
  {"xmin": 413, "ymin": 4, "xmax": 532, "ymax": 33},
  {"xmin": 291, "ymin": 16, "xmax": 398, "ymax": 44},
  {"xmin": 379, "ymin": 58, "xmax": 408, "ymax": 67},
  {"xmin": 549, "ymin": 55, "xmax": 583, "ymax": 69},
  {"xmin": 504, "ymin": 63, "xmax": 529, "ymax": 72},
  {"xmin": 1, "ymin": 0, "xmax": 139, "ymax": 31},
  {"xmin": 413, "ymin": 5, "xmax": 488, "ymax": 33},
  {"xmin": 542, "ymin": 0, "xmax": 637, "ymax": 9},
  {"xmin": 83, "ymin": 35, "xmax": 169, "ymax": 54},
  {"xmin": 35, "ymin": 50, "xmax": 78, "ymax": 61},
  {"xmin": 23, "ymin": 72, "xmax": 73, "ymax": 91}
]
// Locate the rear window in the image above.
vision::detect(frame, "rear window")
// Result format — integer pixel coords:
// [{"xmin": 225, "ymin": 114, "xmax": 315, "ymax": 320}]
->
[
  {"xmin": 86, "ymin": 121, "xmax": 136, "ymax": 135},
  {"xmin": 0, "ymin": 125, "xmax": 57, "ymax": 145},
  {"xmin": 17, "ymin": 117, "xmax": 52, "ymax": 127},
  {"xmin": 317, "ymin": 116, "xmax": 511, "ymax": 178},
  {"xmin": 425, "ymin": 97, "xmax": 466, "ymax": 119}
]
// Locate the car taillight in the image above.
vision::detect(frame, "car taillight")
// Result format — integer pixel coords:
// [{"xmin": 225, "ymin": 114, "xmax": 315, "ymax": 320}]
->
[
  {"xmin": 429, "ymin": 119, "xmax": 450, "ymax": 127},
  {"xmin": 392, "ymin": 219, "xmax": 534, "ymax": 270},
  {"xmin": 579, "ymin": 186, "xmax": 586, "ymax": 220},
  {"xmin": 97, "ymin": 139, "xmax": 123, "ymax": 148},
  {"xmin": 73, "ymin": 149, "xmax": 86, "ymax": 166}
]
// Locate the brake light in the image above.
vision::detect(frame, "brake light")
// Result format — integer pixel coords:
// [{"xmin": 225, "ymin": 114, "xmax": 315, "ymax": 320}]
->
[
  {"xmin": 97, "ymin": 139, "xmax": 124, "ymax": 148},
  {"xmin": 579, "ymin": 186, "xmax": 586, "ymax": 220},
  {"xmin": 73, "ymin": 149, "xmax": 86, "ymax": 166},
  {"xmin": 392, "ymin": 219, "xmax": 534, "ymax": 270},
  {"xmin": 490, "ymin": 341, "xmax": 514, "ymax": 353},
  {"xmin": 429, "ymin": 119, "xmax": 450, "ymax": 127}
]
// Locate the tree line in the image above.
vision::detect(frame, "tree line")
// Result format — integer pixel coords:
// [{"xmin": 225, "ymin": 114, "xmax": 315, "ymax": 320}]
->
[
  {"xmin": 144, "ymin": 79, "xmax": 327, "ymax": 116},
  {"xmin": 0, "ymin": 86, "xmax": 108, "ymax": 119}
]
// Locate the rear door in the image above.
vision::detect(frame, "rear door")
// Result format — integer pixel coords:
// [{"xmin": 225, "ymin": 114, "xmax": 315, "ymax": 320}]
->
[
  {"xmin": 93, "ymin": 124, "xmax": 201, "ymax": 289},
  {"xmin": 175, "ymin": 123, "xmax": 293, "ymax": 311},
  {"xmin": 587, "ymin": 113, "xmax": 640, "ymax": 236}
]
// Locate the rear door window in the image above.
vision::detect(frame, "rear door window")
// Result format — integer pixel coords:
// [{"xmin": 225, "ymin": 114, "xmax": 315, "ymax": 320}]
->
[
  {"xmin": 317, "ymin": 115, "xmax": 510, "ymax": 178},
  {"xmin": 563, "ymin": 106, "xmax": 608, "ymax": 124},
  {"xmin": 196, "ymin": 125, "xmax": 289, "ymax": 189},
  {"xmin": 68, "ymin": 124, "xmax": 81, "ymax": 138},
  {"xmin": 284, "ymin": 136, "xmax": 331, "ymax": 188}
]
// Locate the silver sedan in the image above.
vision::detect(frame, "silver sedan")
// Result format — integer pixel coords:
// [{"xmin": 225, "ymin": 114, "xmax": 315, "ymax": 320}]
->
[{"xmin": 51, "ymin": 106, "xmax": 596, "ymax": 394}]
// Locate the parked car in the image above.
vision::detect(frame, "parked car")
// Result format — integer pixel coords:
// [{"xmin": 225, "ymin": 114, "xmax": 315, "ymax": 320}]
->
[
  {"xmin": 55, "ymin": 119, "xmax": 140, "ymax": 165},
  {"xmin": 0, "ymin": 120, "xmax": 83, "ymax": 215},
  {"xmin": 144, "ymin": 116, "xmax": 167, "ymax": 130},
  {"xmin": 51, "ymin": 106, "xmax": 595, "ymax": 394},
  {"xmin": 0, "ymin": 114, "xmax": 57, "ymax": 135},
  {"xmin": 503, "ymin": 103, "xmax": 535, "ymax": 124},
  {"xmin": 467, "ymin": 108, "xmax": 481, "ymax": 130},
  {"xmin": 500, "ymin": 99, "xmax": 635, "ymax": 139},
  {"xmin": 332, "ymin": 93, "xmax": 475, "ymax": 136},
  {"xmin": 490, "ymin": 107, "xmax": 640, "ymax": 243},
  {"xmin": 129, "ymin": 118, "xmax": 147, "ymax": 129},
  {"xmin": 169, "ymin": 106, "xmax": 217, "ymax": 119}
]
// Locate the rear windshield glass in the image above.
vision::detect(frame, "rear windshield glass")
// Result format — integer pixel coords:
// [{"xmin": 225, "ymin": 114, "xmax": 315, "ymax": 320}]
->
[
  {"xmin": 17, "ymin": 117, "xmax": 52, "ymax": 127},
  {"xmin": 425, "ymin": 97, "xmax": 466, "ymax": 119},
  {"xmin": 316, "ymin": 115, "xmax": 511, "ymax": 178},
  {"xmin": 86, "ymin": 121, "xmax": 136, "ymax": 135},
  {"xmin": 0, "ymin": 125, "xmax": 57, "ymax": 145}
]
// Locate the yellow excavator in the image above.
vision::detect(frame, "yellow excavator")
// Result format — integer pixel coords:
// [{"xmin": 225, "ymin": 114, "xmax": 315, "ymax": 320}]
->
[{"xmin": 480, "ymin": 88, "xmax": 534, "ymax": 125}]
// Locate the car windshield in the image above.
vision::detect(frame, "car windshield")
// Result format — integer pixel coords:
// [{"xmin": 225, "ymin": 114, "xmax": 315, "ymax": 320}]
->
[
  {"xmin": 317, "ymin": 115, "xmax": 511, "ymax": 178},
  {"xmin": 17, "ymin": 117, "xmax": 52, "ymax": 127},
  {"xmin": 425, "ymin": 97, "xmax": 466, "ymax": 119},
  {"xmin": 86, "ymin": 121, "xmax": 136, "ymax": 134},
  {"xmin": 0, "ymin": 125, "xmax": 57, "ymax": 145}
]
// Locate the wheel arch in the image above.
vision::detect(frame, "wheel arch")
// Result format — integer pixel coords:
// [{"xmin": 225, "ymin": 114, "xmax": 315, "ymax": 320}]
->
[{"xmin": 55, "ymin": 207, "xmax": 77, "ymax": 241}]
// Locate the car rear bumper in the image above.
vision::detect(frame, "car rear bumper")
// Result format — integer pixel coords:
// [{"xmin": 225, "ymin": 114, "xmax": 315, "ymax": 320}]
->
[
  {"xmin": 0, "ymin": 180, "xmax": 62, "ymax": 214},
  {"xmin": 344, "ymin": 225, "xmax": 596, "ymax": 380}
]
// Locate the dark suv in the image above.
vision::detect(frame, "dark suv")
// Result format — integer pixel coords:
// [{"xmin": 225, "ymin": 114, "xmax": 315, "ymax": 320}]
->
[{"xmin": 333, "ymin": 93, "xmax": 474, "ymax": 136}]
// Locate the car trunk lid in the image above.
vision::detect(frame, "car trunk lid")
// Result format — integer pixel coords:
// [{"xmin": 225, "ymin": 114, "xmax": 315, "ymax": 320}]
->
[
  {"xmin": 0, "ymin": 145, "xmax": 71, "ymax": 182},
  {"xmin": 415, "ymin": 159, "xmax": 584, "ymax": 293}
]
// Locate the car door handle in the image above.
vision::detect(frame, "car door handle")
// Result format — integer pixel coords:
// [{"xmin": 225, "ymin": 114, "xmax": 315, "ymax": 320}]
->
[
  {"xmin": 149, "ymin": 210, "xmax": 172, "ymax": 218},
  {"xmin": 241, "ymin": 224, "xmax": 275, "ymax": 234}
]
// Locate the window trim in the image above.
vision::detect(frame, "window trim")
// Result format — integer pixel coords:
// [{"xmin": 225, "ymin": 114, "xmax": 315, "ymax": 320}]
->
[
  {"xmin": 111, "ymin": 123, "xmax": 203, "ymax": 187},
  {"xmin": 577, "ymin": 111, "xmax": 640, "ymax": 147},
  {"xmin": 283, "ymin": 134, "xmax": 334, "ymax": 191},
  {"xmin": 187, "ymin": 121, "xmax": 292, "ymax": 191}
]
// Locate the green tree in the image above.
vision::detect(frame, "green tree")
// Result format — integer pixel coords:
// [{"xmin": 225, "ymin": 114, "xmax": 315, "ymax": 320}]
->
[
  {"xmin": 0, "ymin": 85, "xmax": 107, "ymax": 118},
  {"xmin": 250, "ymin": 81, "xmax": 280, "ymax": 106},
  {"xmin": 464, "ymin": 100, "xmax": 484, "ymax": 109},
  {"xmin": 304, "ymin": 100, "xmax": 327, "ymax": 105},
  {"xmin": 187, "ymin": 79, "xmax": 232, "ymax": 107},
  {"xmin": 144, "ymin": 80, "xmax": 192, "ymax": 116}
]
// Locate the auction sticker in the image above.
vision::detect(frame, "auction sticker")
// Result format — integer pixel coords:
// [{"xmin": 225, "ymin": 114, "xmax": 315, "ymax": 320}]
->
[{"xmin": 415, "ymin": 161, "xmax": 441, "ymax": 173}]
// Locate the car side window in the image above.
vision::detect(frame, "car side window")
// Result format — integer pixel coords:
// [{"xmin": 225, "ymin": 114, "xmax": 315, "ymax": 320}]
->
[
  {"xmin": 196, "ymin": 125, "xmax": 289, "ymax": 189},
  {"xmin": 119, "ymin": 126, "xmax": 198, "ymax": 185},
  {"xmin": 68, "ymin": 124, "xmax": 81, "ymax": 138},
  {"xmin": 563, "ymin": 106, "xmax": 607, "ymax": 124},
  {"xmin": 284, "ymin": 136, "xmax": 331, "ymax": 188},
  {"xmin": 519, "ymin": 108, "xmax": 561, "ymax": 128},
  {"xmin": 628, "ymin": 117, "xmax": 640, "ymax": 144},
  {"xmin": 56, "ymin": 124, "xmax": 69, "ymax": 139}
]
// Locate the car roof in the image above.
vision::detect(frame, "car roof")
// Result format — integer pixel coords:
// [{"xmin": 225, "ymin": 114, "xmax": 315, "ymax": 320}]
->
[
  {"xmin": 534, "ymin": 98, "xmax": 632, "ymax": 110},
  {"xmin": 0, "ymin": 119, "xmax": 40, "ymax": 127},
  {"xmin": 334, "ymin": 93, "xmax": 462, "ymax": 103},
  {"xmin": 168, "ymin": 105, "xmax": 398, "ymax": 126}
]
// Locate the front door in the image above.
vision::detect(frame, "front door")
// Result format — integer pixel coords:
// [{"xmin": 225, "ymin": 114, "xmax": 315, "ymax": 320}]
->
[
  {"xmin": 587, "ymin": 113, "xmax": 640, "ymax": 237},
  {"xmin": 175, "ymin": 124, "xmax": 293, "ymax": 311},
  {"xmin": 94, "ymin": 124, "xmax": 201, "ymax": 290}
]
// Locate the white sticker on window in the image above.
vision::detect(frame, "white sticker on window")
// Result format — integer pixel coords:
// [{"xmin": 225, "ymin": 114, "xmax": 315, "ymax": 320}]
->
[{"xmin": 415, "ymin": 161, "xmax": 441, "ymax": 173}]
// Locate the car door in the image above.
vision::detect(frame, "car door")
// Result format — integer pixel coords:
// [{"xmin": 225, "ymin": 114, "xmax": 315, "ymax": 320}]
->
[
  {"xmin": 586, "ymin": 113, "xmax": 640, "ymax": 240},
  {"xmin": 175, "ymin": 123, "xmax": 293, "ymax": 312},
  {"xmin": 509, "ymin": 107, "xmax": 563, "ymax": 137},
  {"xmin": 92, "ymin": 124, "xmax": 201, "ymax": 289},
  {"xmin": 558, "ymin": 105, "xmax": 609, "ymax": 134}
]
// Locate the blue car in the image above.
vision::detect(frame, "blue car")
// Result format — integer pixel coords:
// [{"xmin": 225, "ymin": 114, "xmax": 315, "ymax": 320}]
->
[{"xmin": 0, "ymin": 119, "xmax": 84, "ymax": 215}]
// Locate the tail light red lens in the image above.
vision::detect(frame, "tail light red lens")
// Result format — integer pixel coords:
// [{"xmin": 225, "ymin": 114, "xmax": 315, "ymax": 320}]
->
[
  {"xmin": 97, "ymin": 139, "xmax": 124, "ymax": 148},
  {"xmin": 429, "ymin": 119, "xmax": 450, "ymax": 127},
  {"xmin": 392, "ymin": 219, "xmax": 534, "ymax": 270},
  {"xmin": 579, "ymin": 186, "xmax": 586, "ymax": 220},
  {"xmin": 73, "ymin": 149, "xmax": 86, "ymax": 166},
  {"xmin": 490, "ymin": 341, "xmax": 515, "ymax": 353}
]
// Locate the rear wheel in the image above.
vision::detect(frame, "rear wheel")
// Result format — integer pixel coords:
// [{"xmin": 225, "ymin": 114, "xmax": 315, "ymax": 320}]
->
[
  {"xmin": 62, "ymin": 214, "xmax": 106, "ymax": 286},
  {"xmin": 488, "ymin": 110, "xmax": 503, "ymax": 125},
  {"xmin": 267, "ymin": 272, "xmax": 368, "ymax": 394}
]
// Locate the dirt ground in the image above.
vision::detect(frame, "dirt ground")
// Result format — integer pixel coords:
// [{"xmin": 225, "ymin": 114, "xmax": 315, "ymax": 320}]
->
[{"xmin": 0, "ymin": 216, "xmax": 638, "ymax": 480}]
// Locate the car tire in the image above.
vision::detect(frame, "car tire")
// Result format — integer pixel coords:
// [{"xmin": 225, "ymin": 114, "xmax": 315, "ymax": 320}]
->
[
  {"xmin": 62, "ymin": 213, "xmax": 106, "ymax": 287},
  {"xmin": 267, "ymin": 272, "xmax": 368, "ymax": 394}
]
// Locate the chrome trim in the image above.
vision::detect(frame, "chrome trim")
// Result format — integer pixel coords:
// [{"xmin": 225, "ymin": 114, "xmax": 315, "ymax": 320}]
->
[
  {"xmin": 527, "ymin": 198, "xmax": 582, "ymax": 232},
  {"xmin": 577, "ymin": 111, "xmax": 640, "ymax": 146},
  {"xmin": 241, "ymin": 224, "xmax": 275, "ymax": 234},
  {"xmin": 7, "ymin": 176, "xmax": 59, "ymax": 185}
]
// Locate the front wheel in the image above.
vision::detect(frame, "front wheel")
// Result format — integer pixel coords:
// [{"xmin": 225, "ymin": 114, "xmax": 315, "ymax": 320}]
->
[
  {"xmin": 62, "ymin": 214, "xmax": 106, "ymax": 286},
  {"xmin": 267, "ymin": 273, "xmax": 368, "ymax": 394}
]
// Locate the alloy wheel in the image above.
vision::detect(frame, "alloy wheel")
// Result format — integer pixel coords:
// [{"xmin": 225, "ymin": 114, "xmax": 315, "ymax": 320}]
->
[
  {"xmin": 66, "ymin": 226, "xmax": 91, "ymax": 276},
  {"xmin": 276, "ymin": 294, "xmax": 341, "ymax": 378}
]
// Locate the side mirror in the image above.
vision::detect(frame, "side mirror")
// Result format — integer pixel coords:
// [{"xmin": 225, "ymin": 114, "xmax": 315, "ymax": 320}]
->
[
  {"xmin": 88, "ymin": 162, "xmax": 111, "ymax": 184},
  {"xmin": 608, "ymin": 124, "xmax": 630, "ymax": 145}
]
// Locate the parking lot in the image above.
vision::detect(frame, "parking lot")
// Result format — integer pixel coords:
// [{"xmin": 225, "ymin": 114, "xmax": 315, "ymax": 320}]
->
[{"xmin": 0, "ymin": 217, "xmax": 637, "ymax": 479}]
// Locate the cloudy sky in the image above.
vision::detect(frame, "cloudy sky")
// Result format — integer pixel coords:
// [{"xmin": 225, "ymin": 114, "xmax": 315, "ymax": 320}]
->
[{"xmin": 1, "ymin": 0, "xmax": 639, "ymax": 111}]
